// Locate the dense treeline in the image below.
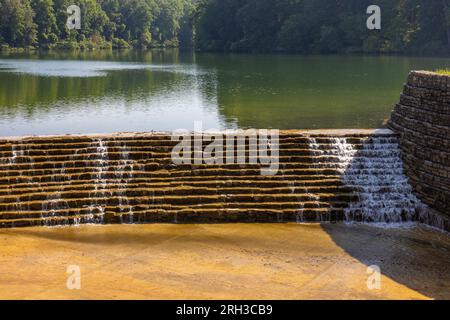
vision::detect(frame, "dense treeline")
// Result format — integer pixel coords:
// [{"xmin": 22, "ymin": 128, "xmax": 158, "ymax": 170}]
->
[
  {"xmin": 194, "ymin": 0, "xmax": 450, "ymax": 54},
  {"xmin": 0, "ymin": 0, "xmax": 195, "ymax": 49},
  {"xmin": 1, "ymin": 0, "xmax": 450, "ymax": 54}
]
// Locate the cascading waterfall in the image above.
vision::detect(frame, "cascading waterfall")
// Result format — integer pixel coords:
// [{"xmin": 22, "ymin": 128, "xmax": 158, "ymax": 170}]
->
[
  {"xmin": 89, "ymin": 138, "xmax": 109, "ymax": 223},
  {"xmin": 0, "ymin": 131, "xmax": 443, "ymax": 229},
  {"xmin": 11, "ymin": 144, "xmax": 24, "ymax": 165},
  {"xmin": 308, "ymin": 136, "xmax": 427, "ymax": 223},
  {"xmin": 294, "ymin": 139, "xmax": 328, "ymax": 223},
  {"xmin": 114, "ymin": 140, "xmax": 135, "ymax": 223}
]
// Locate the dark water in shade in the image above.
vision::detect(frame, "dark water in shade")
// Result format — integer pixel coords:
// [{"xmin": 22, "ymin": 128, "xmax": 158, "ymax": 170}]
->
[{"xmin": 1, "ymin": 50, "xmax": 450, "ymax": 136}]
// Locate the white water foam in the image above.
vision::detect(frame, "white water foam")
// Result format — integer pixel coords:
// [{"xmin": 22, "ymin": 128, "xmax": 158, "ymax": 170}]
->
[{"xmin": 308, "ymin": 136, "xmax": 427, "ymax": 224}]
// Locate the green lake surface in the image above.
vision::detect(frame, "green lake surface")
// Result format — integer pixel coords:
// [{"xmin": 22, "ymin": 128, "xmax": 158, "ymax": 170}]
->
[{"xmin": 1, "ymin": 50, "xmax": 450, "ymax": 136}]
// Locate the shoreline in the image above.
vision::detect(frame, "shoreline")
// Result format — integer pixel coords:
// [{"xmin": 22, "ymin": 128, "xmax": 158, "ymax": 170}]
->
[{"xmin": 2, "ymin": 48, "xmax": 450, "ymax": 59}]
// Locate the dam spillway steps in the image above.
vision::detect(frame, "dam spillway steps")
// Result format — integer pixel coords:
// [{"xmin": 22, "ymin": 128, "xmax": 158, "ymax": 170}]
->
[{"xmin": 0, "ymin": 130, "xmax": 429, "ymax": 228}]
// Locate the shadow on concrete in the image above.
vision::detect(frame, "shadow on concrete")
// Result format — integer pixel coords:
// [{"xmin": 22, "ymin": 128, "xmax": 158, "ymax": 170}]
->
[
  {"xmin": 322, "ymin": 223, "xmax": 450, "ymax": 300},
  {"xmin": 322, "ymin": 132, "xmax": 450, "ymax": 299}
]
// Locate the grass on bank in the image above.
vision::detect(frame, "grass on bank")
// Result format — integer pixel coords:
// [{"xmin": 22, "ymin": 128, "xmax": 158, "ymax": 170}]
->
[{"xmin": 435, "ymin": 69, "xmax": 450, "ymax": 76}]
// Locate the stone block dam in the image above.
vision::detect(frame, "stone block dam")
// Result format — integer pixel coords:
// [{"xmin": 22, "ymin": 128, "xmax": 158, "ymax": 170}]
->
[
  {"xmin": 0, "ymin": 71, "xmax": 448, "ymax": 231},
  {"xmin": 0, "ymin": 130, "xmax": 438, "ymax": 227},
  {"xmin": 0, "ymin": 71, "xmax": 449, "ymax": 300}
]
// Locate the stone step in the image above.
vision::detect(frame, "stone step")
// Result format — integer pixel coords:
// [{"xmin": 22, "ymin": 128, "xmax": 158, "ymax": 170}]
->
[
  {"xmin": 0, "ymin": 174, "xmax": 344, "ymax": 186},
  {"xmin": 0, "ymin": 157, "xmax": 404, "ymax": 173},
  {"xmin": 0, "ymin": 183, "xmax": 354, "ymax": 196},
  {"xmin": 3, "ymin": 178, "xmax": 413, "ymax": 194},
  {"xmin": 0, "ymin": 193, "xmax": 359, "ymax": 211},
  {"xmin": 0, "ymin": 202, "xmax": 348, "ymax": 220},
  {"xmin": 0, "ymin": 185, "xmax": 359, "ymax": 202},
  {"xmin": 1, "ymin": 199, "xmax": 420, "ymax": 227},
  {"xmin": 0, "ymin": 140, "xmax": 382, "ymax": 153},
  {"xmin": 0, "ymin": 139, "xmax": 401, "ymax": 154},
  {"xmin": 0, "ymin": 165, "xmax": 407, "ymax": 179},
  {"xmin": 0, "ymin": 192, "xmax": 411, "ymax": 211},
  {"xmin": 0, "ymin": 177, "xmax": 344, "ymax": 190},
  {"xmin": 0, "ymin": 132, "xmax": 397, "ymax": 146},
  {"xmin": 0, "ymin": 207, "xmax": 347, "ymax": 228},
  {"xmin": 0, "ymin": 147, "xmax": 401, "ymax": 164},
  {"xmin": 0, "ymin": 213, "xmax": 106, "ymax": 228},
  {"xmin": 0, "ymin": 182, "xmax": 412, "ymax": 200}
]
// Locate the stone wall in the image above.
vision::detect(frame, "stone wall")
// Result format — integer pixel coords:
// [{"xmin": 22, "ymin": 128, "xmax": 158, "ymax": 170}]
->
[{"xmin": 389, "ymin": 71, "xmax": 450, "ymax": 220}]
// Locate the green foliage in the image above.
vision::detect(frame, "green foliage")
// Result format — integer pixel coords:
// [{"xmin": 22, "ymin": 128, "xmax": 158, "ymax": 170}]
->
[
  {"xmin": 0, "ymin": 0, "xmax": 37, "ymax": 47},
  {"xmin": 0, "ymin": 0, "xmax": 194, "ymax": 49},
  {"xmin": 31, "ymin": 0, "xmax": 58, "ymax": 46},
  {"xmin": 2, "ymin": 0, "xmax": 450, "ymax": 54},
  {"xmin": 194, "ymin": 0, "xmax": 450, "ymax": 54}
]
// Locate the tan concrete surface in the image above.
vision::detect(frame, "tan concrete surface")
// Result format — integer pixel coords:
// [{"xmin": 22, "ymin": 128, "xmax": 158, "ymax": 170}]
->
[{"xmin": 0, "ymin": 223, "xmax": 448, "ymax": 300}]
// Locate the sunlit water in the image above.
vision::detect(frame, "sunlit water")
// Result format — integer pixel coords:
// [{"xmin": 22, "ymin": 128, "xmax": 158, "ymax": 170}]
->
[{"xmin": 1, "ymin": 50, "xmax": 450, "ymax": 136}]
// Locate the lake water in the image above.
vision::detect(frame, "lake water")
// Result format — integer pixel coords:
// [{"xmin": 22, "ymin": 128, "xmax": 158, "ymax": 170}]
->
[{"xmin": 1, "ymin": 50, "xmax": 450, "ymax": 136}]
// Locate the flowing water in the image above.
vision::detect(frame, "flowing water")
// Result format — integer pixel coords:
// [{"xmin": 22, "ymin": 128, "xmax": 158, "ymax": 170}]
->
[
  {"xmin": 0, "ymin": 132, "xmax": 445, "ymax": 228},
  {"xmin": 324, "ymin": 137, "xmax": 426, "ymax": 223}
]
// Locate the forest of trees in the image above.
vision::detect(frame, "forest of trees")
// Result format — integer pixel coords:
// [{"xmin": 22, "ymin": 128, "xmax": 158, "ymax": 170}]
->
[
  {"xmin": 0, "ymin": 0, "xmax": 195, "ymax": 49},
  {"xmin": 194, "ymin": 0, "xmax": 450, "ymax": 55},
  {"xmin": 1, "ymin": 0, "xmax": 450, "ymax": 54}
]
